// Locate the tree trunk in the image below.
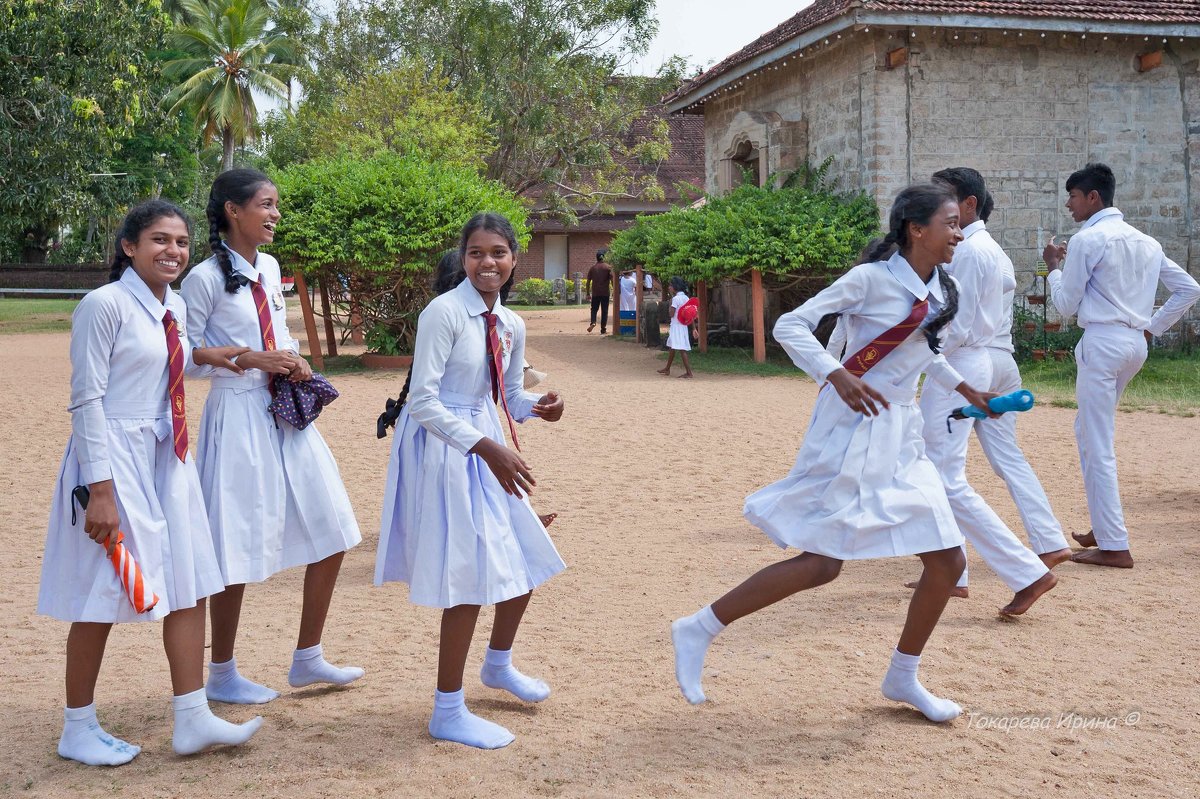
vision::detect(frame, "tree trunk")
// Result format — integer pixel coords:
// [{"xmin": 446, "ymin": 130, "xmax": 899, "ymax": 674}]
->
[{"xmin": 222, "ymin": 126, "xmax": 234, "ymax": 173}]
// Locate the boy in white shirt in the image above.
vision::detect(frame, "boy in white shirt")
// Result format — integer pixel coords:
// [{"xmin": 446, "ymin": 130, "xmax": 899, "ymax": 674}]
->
[{"xmin": 1044, "ymin": 162, "xmax": 1200, "ymax": 568}]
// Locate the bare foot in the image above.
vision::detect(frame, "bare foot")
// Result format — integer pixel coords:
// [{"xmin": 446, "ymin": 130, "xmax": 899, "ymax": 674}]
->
[
  {"xmin": 587, "ymin": 323, "xmax": 595, "ymax": 333},
  {"xmin": 999, "ymin": 571, "xmax": 1058, "ymax": 616},
  {"xmin": 1072, "ymin": 530, "xmax": 1097, "ymax": 548},
  {"xmin": 1071, "ymin": 548, "xmax": 1134, "ymax": 568},
  {"xmin": 904, "ymin": 580, "xmax": 968, "ymax": 599},
  {"xmin": 657, "ymin": 367, "xmax": 671, "ymax": 375},
  {"xmin": 539, "ymin": 513, "xmax": 557, "ymax": 528},
  {"xmin": 678, "ymin": 372, "xmax": 693, "ymax": 379},
  {"xmin": 1038, "ymin": 548, "xmax": 1073, "ymax": 569}
]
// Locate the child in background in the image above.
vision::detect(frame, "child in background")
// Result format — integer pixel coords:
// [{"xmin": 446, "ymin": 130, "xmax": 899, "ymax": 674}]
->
[{"xmin": 658, "ymin": 276, "xmax": 695, "ymax": 378}]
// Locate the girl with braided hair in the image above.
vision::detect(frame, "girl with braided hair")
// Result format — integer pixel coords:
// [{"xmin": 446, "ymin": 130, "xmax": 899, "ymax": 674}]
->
[
  {"xmin": 180, "ymin": 169, "xmax": 363, "ymax": 706},
  {"xmin": 40, "ymin": 200, "xmax": 262, "ymax": 764},
  {"xmin": 672, "ymin": 184, "xmax": 999, "ymax": 723}
]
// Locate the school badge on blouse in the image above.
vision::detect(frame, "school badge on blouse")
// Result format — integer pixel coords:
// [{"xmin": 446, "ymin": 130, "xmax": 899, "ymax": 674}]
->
[
  {"xmin": 503, "ymin": 330, "xmax": 513, "ymax": 356},
  {"xmin": 271, "ymin": 287, "xmax": 285, "ymax": 310}
]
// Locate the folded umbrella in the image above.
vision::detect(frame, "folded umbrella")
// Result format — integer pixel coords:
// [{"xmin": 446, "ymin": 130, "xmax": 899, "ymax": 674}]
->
[{"xmin": 71, "ymin": 486, "xmax": 160, "ymax": 614}]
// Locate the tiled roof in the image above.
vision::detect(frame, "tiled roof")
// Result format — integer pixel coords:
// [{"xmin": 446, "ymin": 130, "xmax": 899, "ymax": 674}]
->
[{"xmin": 666, "ymin": 0, "xmax": 1200, "ymax": 103}]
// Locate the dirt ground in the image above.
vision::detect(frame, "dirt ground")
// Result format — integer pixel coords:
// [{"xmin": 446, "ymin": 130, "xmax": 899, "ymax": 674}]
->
[{"xmin": 2, "ymin": 306, "xmax": 1197, "ymax": 798}]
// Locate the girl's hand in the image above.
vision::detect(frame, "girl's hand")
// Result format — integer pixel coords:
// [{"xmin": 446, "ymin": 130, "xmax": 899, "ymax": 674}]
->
[
  {"xmin": 955, "ymin": 383, "xmax": 1001, "ymax": 418},
  {"xmin": 287, "ymin": 355, "xmax": 313, "ymax": 382},
  {"xmin": 83, "ymin": 480, "xmax": 120, "ymax": 554},
  {"xmin": 193, "ymin": 345, "xmax": 250, "ymax": 374},
  {"xmin": 531, "ymin": 391, "xmax": 564, "ymax": 422},
  {"xmin": 235, "ymin": 350, "xmax": 298, "ymax": 375},
  {"xmin": 827, "ymin": 368, "xmax": 889, "ymax": 417},
  {"xmin": 470, "ymin": 436, "xmax": 536, "ymax": 498}
]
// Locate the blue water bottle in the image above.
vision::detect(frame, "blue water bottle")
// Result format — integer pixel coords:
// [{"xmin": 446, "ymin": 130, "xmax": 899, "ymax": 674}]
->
[{"xmin": 946, "ymin": 389, "xmax": 1035, "ymax": 432}]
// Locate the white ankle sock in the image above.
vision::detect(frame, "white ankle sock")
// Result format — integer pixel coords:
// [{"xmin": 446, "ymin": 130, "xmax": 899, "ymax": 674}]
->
[
  {"xmin": 671, "ymin": 605, "xmax": 724, "ymax": 704},
  {"xmin": 206, "ymin": 658, "xmax": 279, "ymax": 704},
  {"xmin": 428, "ymin": 689, "xmax": 514, "ymax": 750},
  {"xmin": 57, "ymin": 704, "xmax": 140, "ymax": 766},
  {"xmin": 288, "ymin": 643, "xmax": 365, "ymax": 688},
  {"xmin": 881, "ymin": 649, "xmax": 962, "ymax": 722},
  {"xmin": 480, "ymin": 647, "xmax": 550, "ymax": 702},
  {"xmin": 172, "ymin": 687, "xmax": 264, "ymax": 755}
]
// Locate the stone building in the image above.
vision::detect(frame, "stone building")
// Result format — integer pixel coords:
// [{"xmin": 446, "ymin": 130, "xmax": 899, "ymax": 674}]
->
[
  {"xmin": 664, "ymin": 0, "xmax": 1200, "ymax": 313},
  {"xmin": 513, "ymin": 113, "xmax": 704, "ymax": 285}
]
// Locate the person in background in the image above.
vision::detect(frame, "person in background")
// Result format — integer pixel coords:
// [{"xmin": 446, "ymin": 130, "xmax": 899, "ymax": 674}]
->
[{"xmin": 586, "ymin": 248, "xmax": 612, "ymax": 334}]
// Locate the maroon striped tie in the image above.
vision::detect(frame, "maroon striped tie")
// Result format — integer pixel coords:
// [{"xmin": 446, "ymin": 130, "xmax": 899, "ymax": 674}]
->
[
  {"xmin": 484, "ymin": 312, "xmax": 520, "ymax": 451},
  {"xmin": 163, "ymin": 310, "xmax": 188, "ymax": 462}
]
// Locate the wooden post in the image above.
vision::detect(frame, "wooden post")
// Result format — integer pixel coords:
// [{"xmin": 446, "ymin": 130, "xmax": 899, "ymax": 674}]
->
[
  {"xmin": 317, "ymin": 275, "xmax": 339, "ymax": 357},
  {"xmin": 611, "ymin": 265, "xmax": 620, "ymax": 337},
  {"xmin": 349, "ymin": 300, "xmax": 365, "ymax": 345},
  {"xmin": 697, "ymin": 279, "xmax": 708, "ymax": 354},
  {"xmin": 635, "ymin": 266, "xmax": 645, "ymax": 343},
  {"xmin": 292, "ymin": 270, "xmax": 324, "ymax": 370},
  {"xmin": 750, "ymin": 268, "xmax": 766, "ymax": 363}
]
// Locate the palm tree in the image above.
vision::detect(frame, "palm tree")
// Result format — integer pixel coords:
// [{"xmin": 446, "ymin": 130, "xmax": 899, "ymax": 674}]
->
[{"xmin": 164, "ymin": 0, "xmax": 294, "ymax": 171}]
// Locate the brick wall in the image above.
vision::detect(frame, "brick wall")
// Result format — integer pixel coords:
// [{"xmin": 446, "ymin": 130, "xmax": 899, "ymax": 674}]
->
[
  {"xmin": 700, "ymin": 28, "xmax": 1200, "ymax": 322},
  {"xmin": 517, "ymin": 232, "xmax": 615, "ymax": 288}
]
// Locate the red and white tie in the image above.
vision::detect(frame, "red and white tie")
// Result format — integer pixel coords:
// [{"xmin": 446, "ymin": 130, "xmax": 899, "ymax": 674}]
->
[
  {"xmin": 163, "ymin": 310, "xmax": 188, "ymax": 462},
  {"xmin": 250, "ymin": 279, "xmax": 277, "ymax": 351},
  {"xmin": 484, "ymin": 312, "xmax": 520, "ymax": 450}
]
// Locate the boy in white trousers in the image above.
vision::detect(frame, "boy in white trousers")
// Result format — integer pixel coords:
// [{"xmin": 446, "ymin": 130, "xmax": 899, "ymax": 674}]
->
[
  {"xmin": 913, "ymin": 168, "xmax": 1061, "ymax": 616},
  {"xmin": 1044, "ymin": 163, "xmax": 1200, "ymax": 568}
]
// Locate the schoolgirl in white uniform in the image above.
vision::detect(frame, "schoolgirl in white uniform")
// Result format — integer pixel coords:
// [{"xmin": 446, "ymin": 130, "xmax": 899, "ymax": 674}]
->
[
  {"xmin": 658, "ymin": 277, "xmax": 694, "ymax": 378},
  {"xmin": 910, "ymin": 168, "xmax": 1061, "ymax": 616},
  {"xmin": 376, "ymin": 213, "xmax": 566, "ymax": 749},
  {"xmin": 673, "ymin": 184, "xmax": 999, "ymax": 723},
  {"xmin": 39, "ymin": 200, "xmax": 262, "ymax": 765},
  {"xmin": 180, "ymin": 169, "xmax": 363, "ymax": 704},
  {"xmin": 1044, "ymin": 163, "xmax": 1200, "ymax": 568}
]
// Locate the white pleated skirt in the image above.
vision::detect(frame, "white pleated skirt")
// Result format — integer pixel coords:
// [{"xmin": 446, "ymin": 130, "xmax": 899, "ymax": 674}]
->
[
  {"xmin": 196, "ymin": 384, "xmax": 361, "ymax": 585},
  {"xmin": 39, "ymin": 418, "xmax": 225, "ymax": 623},
  {"xmin": 375, "ymin": 394, "xmax": 566, "ymax": 608},
  {"xmin": 666, "ymin": 318, "xmax": 691, "ymax": 351},
  {"xmin": 743, "ymin": 384, "xmax": 962, "ymax": 560}
]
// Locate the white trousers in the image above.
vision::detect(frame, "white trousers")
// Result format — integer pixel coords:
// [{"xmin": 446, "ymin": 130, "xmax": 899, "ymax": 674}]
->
[
  {"xmin": 920, "ymin": 347, "xmax": 1049, "ymax": 591},
  {"xmin": 977, "ymin": 348, "xmax": 1069, "ymax": 555},
  {"xmin": 1073, "ymin": 325, "xmax": 1147, "ymax": 550}
]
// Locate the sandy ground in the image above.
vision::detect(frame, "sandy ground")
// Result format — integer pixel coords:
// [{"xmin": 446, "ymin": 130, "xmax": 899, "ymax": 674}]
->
[{"xmin": 2, "ymin": 306, "xmax": 1198, "ymax": 798}]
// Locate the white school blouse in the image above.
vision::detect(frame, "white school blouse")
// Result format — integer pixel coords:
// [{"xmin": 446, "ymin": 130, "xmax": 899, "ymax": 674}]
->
[
  {"xmin": 407, "ymin": 278, "xmax": 541, "ymax": 454},
  {"xmin": 1048, "ymin": 207, "xmax": 1200, "ymax": 336},
  {"xmin": 181, "ymin": 245, "xmax": 300, "ymax": 371},
  {"xmin": 776, "ymin": 252, "xmax": 965, "ymax": 402},
  {"xmin": 941, "ymin": 221, "xmax": 1012, "ymax": 354},
  {"xmin": 71, "ymin": 268, "xmax": 203, "ymax": 483}
]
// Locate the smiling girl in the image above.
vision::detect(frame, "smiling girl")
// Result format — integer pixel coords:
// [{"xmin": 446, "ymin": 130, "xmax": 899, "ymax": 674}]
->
[
  {"xmin": 39, "ymin": 200, "xmax": 263, "ymax": 764},
  {"xmin": 376, "ymin": 213, "xmax": 566, "ymax": 749},
  {"xmin": 672, "ymin": 184, "xmax": 998, "ymax": 723},
  {"xmin": 180, "ymin": 169, "xmax": 363, "ymax": 705}
]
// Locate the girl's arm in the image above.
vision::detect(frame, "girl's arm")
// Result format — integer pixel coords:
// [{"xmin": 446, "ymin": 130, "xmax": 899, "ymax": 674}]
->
[
  {"xmin": 773, "ymin": 267, "xmax": 869, "ymax": 383},
  {"xmin": 179, "ymin": 267, "xmax": 220, "ymax": 378},
  {"xmin": 406, "ymin": 300, "xmax": 489, "ymax": 454},
  {"xmin": 67, "ymin": 294, "xmax": 121, "ymax": 548}
]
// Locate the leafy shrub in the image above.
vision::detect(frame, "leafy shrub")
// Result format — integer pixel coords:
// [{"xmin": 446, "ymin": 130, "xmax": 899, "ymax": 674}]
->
[
  {"xmin": 514, "ymin": 278, "xmax": 557, "ymax": 305},
  {"xmin": 606, "ymin": 159, "xmax": 879, "ymax": 286}
]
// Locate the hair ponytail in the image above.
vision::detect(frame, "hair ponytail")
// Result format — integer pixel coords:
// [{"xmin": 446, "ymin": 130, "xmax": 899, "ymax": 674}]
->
[
  {"xmin": 206, "ymin": 168, "xmax": 274, "ymax": 294},
  {"xmin": 107, "ymin": 199, "xmax": 191, "ymax": 283},
  {"xmin": 923, "ymin": 264, "xmax": 958, "ymax": 353},
  {"xmin": 859, "ymin": 230, "xmax": 900, "ymax": 264}
]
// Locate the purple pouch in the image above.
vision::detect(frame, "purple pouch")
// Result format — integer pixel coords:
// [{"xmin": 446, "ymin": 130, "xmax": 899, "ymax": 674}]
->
[{"xmin": 267, "ymin": 372, "xmax": 339, "ymax": 430}]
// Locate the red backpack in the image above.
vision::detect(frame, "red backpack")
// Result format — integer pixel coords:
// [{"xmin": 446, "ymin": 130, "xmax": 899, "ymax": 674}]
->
[{"xmin": 676, "ymin": 297, "xmax": 699, "ymax": 325}]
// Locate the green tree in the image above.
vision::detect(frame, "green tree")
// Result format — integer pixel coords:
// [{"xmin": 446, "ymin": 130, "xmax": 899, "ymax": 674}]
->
[
  {"xmin": 164, "ymin": 0, "xmax": 294, "ymax": 171},
  {"xmin": 272, "ymin": 150, "xmax": 528, "ymax": 353},
  {"xmin": 607, "ymin": 163, "xmax": 881, "ymax": 285},
  {"xmin": 0, "ymin": 0, "xmax": 169, "ymax": 261},
  {"xmin": 267, "ymin": 0, "xmax": 321, "ymax": 109},
  {"xmin": 262, "ymin": 61, "xmax": 492, "ymax": 171},
  {"xmin": 310, "ymin": 0, "xmax": 685, "ymax": 218}
]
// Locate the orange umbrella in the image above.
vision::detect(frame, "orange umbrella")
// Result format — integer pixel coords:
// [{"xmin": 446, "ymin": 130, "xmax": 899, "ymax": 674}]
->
[{"xmin": 72, "ymin": 486, "xmax": 160, "ymax": 614}]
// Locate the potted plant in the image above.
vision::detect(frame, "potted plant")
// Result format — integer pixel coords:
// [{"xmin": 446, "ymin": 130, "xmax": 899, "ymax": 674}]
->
[
  {"xmin": 1043, "ymin": 321, "xmax": 1062, "ymax": 333},
  {"xmin": 1031, "ymin": 348, "xmax": 1046, "ymax": 361},
  {"xmin": 1053, "ymin": 349, "xmax": 1070, "ymax": 361},
  {"xmin": 1022, "ymin": 320, "xmax": 1037, "ymax": 332},
  {"xmin": 1027, "ymin": 294, "xmax": 1046, "ymax": 305}
]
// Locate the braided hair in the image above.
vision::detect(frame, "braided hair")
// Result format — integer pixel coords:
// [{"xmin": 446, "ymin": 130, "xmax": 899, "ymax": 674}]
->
[
  {"xmin": 206, "ymin": 168, "xmax": 274, "ymax": 294},
  {"xmin": 108, "ymin": 199, "xmax": 191, "ymax": 283},
  {"xmin": 858, "ymin": 183, "xmax": 960, "ymax": 354}
]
